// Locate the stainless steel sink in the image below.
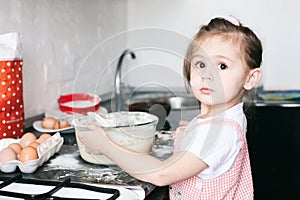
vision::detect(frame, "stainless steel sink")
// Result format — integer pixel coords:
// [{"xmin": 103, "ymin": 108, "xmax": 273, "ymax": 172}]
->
[
  {"xmin": 164, "ymin": 96, "xmax": 199, "ymax": 110},
  {"xmin": 128, "ymin": 92, "xmax": 199, "ymax": 110}
]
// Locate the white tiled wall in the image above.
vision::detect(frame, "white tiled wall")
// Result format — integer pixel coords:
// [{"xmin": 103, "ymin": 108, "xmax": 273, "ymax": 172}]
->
[{"xmin": 0, "ymin": 0, "xmax": 127, "ymax": 118}]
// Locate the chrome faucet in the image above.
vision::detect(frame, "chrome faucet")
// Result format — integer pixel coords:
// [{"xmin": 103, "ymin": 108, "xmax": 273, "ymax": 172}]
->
[{"xmin": 115, "ymin": 49, "xmax": 136, "ymax": 112}]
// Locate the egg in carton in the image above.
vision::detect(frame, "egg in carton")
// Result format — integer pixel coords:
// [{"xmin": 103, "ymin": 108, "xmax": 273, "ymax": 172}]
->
[{"xmin": 0, "ymin": 132, "xmax": 64, "ymax": 173}]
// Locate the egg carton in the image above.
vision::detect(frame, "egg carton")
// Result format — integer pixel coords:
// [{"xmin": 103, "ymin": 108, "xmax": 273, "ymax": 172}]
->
[{"xmin": 0, "ymin": 132, "xmax": 64, "ymax": 173}]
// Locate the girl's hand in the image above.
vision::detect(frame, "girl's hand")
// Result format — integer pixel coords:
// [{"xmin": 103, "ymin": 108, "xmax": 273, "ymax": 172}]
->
[
  {"xmin": 77, "ymin": 124, "xmax": 109, "ymax": 155},
  {"xmin": 173, "ymin": 121, "xmax": 189, "ymax": 136}
]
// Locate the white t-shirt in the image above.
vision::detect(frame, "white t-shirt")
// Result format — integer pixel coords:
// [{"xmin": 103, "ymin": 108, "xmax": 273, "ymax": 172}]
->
[{"xmin": 179, "ymin": 103, "xmax": 247, "ymax": 179}]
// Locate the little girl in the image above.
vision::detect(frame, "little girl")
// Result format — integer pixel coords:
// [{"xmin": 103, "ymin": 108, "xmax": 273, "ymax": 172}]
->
[{"xmin": 78, "ymin": 16, "xmax": 262, "ymax": 199}]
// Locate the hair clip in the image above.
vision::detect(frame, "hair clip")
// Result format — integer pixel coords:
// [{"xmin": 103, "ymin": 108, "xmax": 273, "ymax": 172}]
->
[{"xmin": 224, "ymin": 16, "xmax": 240, "ymax": 26}]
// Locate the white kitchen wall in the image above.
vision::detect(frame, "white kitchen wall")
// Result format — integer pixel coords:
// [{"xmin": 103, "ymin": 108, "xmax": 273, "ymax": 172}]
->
[
  {"xmin": 0, "ymin": 0, "xmax": 127, "ymax": 119},
  {"xmin": 126, "ymin": 0, "xmax": 300, "ymax": 91}
]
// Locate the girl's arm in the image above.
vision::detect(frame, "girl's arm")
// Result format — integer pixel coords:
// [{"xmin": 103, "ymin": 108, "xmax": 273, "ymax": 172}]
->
[{"xmin": 77, "ymin": 125, "xmax": 208, "ymax": 186}]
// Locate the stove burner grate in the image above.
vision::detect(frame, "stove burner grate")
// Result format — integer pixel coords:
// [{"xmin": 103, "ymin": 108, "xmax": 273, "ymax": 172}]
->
[{"xmin": 0, "ymin": 174, "xmax": 120, "ymax": 200}]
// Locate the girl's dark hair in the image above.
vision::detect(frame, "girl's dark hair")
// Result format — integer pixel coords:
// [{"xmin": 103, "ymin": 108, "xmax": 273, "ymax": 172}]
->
[{"xmin": 183, "ymin": 17, "xmax": 263, "ymax": 84}]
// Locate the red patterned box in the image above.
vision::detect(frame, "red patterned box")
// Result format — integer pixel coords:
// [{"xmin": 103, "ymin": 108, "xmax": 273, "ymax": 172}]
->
[{"xmin": 0, "ymin": 59, "xmax": 24, "ymax": 138}]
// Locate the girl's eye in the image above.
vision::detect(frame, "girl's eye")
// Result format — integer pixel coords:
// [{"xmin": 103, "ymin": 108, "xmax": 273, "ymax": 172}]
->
[
  {"xmin": 218, "ymin": 63, "xmax": 228, "ymax": 70},
  {"xmin": 195, "ymin": 62, "xmax": 205, "ymax": 69}
]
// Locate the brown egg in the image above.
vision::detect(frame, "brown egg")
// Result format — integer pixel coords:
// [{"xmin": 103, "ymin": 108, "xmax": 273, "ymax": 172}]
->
[
  {"xmin": 35, "ymin": 138, "xmax": 45, "ymax": 144},
  {"xmin": 18, "ymin": 146, "xmax": 38, "ymax": 163},
  {"xmin": 20, "ymin": 132, "xmax": 37, "ymax": 148},
  {"xmin": 39, "ymin": 133, "xmax": 52, "ymax": 141},
  {"xmin": 41, "ymin": 117, "xmax": 57, "ymax": 129},
  {"xmin": 59, "ymin": 120, "xmax": 70, "ymax": 129},
  {"xmin": 53, "ymin": 120, "xmax": 60, "ymax": 129},
  {"xmin": 29, "ymin": 141, "xmax": 40, "ymax": 149},
  {"xmin": 0, "ymin": 147, "xmax": 17, "ymax": 163},
  {"xmin": 8, "ymin": 143, "xmax": 22, "ymax": 154}
]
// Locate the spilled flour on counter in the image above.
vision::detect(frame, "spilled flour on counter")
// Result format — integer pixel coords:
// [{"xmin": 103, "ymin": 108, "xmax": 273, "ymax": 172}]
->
[
  {"xmin": 151, "ymin": 131, "xmax": 174, "ymax": 160},
  {"xmin": 44, "ymin": 152, "xmax": 82, "ymax": 170},
  {"xmin": 40, "ymin": 146, "xmax": 139, "ymax": 185}
]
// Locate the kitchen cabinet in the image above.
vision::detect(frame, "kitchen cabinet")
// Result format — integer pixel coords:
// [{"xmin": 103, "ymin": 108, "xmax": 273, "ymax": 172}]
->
[{"xmin": 246, "ymin": 102, "xmax": 300, "ymax": 199}]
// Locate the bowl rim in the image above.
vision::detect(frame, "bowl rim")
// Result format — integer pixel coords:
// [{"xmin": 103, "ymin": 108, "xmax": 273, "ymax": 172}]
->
[
  {"xmin": 105, "ymin": 111, "xmax": 159, "ymax": 128},
  {"xmin": 57, "ymin": 93, "xmax": 101, "ymax": 114},
  {"xmin": 73, "ymin": 111, "xmax": 159, "ymax": 129}
]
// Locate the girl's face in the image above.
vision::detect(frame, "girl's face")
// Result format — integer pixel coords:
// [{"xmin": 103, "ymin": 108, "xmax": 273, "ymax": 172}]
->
[{"xmin": 190, "ymin": 35, "xmax": 252, "ymax": 111}]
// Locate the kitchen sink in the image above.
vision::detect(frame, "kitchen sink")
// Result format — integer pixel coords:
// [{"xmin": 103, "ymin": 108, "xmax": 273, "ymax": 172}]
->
[
  {"xmin": 164, "ymin": 96, "xmax": 199, "ymax": 110},
  {"xmin": 100, "ymin": 87, "xmax": 200, "ymax": 113},
  {"xmin": 127, "ymin": 91, "xmax": 200, "ymax": 110}
]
